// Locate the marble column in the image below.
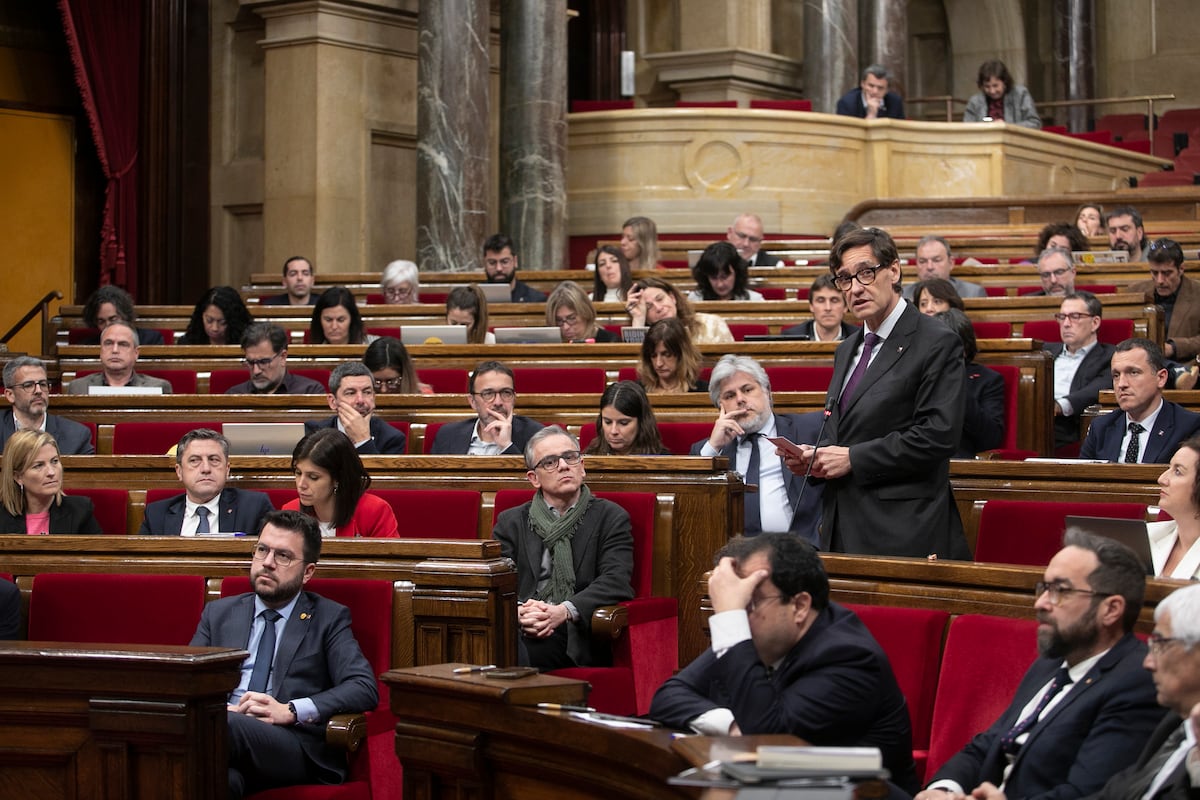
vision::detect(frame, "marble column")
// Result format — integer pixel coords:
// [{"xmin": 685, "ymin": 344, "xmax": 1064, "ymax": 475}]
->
[
  {"xmin": 417, "ymin": 0, "xmax": 491, "ymax": 272},
  {"xmin": 499, "ymin": 0, "xmax": 567, "ymax": 270},
  {"xmin": 1054, "ymin": 0, "xmax": 1094, "ymax": 132},
  {"xmin": 804, "ymin": 0, "xmax": 859, "ymax": 114},
  {"xmin": 861, "ymin": 0, "xmax": 908, "ymax": 95}
]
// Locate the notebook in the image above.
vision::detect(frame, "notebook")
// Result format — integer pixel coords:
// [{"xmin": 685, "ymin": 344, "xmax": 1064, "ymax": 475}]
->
[
  {"xmin": 493, "ymin": 327, "xmax": 563, "ymax": 344},
  {"xmin": 400, "ymin": 324, "xmax": 469, "ymax": 345},
  {"xmin": 1064, "ymin": 515, "xmax": 1155, "ymax": 574},
  {"xmin": 223, "ymin": 423, "xmax": 308, "ymax": 456}
]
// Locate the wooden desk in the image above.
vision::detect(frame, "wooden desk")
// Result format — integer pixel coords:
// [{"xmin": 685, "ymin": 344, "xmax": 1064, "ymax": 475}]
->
[{"xmin": 0, "ymin": 642, "xmax": 242, "ymax": 800}]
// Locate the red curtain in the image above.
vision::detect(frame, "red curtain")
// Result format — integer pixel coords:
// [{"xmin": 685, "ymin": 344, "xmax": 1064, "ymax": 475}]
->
[{"xmin": 58, "ymin": 0, "xmax": 142, "ymax": 296}]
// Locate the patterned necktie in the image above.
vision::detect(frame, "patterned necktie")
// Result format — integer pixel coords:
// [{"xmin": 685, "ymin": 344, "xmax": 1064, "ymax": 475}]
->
[
  {"xmin": 840, "ymin": 332, "xmax": 881, "ymax": 412},
  {"xmin": 999, "ymin": 667, "xmax": 1072, "ymax": 756},
  {"xmin": 1124, "ymin": 422, "xmax": 1145, "ymax": 464},
  {"xmin": 196, "ymin": 506, "xmax": 211, "ymax": 534},
  {"xmin": 247, "ymin": 609, "xmax": 282, "ymax": 693}
]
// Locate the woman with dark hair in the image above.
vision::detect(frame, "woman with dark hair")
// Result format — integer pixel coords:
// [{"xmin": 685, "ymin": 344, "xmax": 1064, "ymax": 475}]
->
[
  {"xmin": 626, "ymin": 276, "xmax": 733, "ymax": 344},
  {"xmin": 1075, "ymin": 203, "xmax": 1105, "ymax": 238},
  {"xmin": 585, "ymin": 380, "xmax": 668, "ymax": 455},
  {"xmin": 545, "ymin": 281, "xmax": 617, "ymax": 342},
  {"xmin": 363, "ymin": 336, "xmax": 432, "ymax": 394},
  {"xmin": 638, "ymin": 318, "xmax": 707, "ymax": 394},
  {"xmin": 310, "ymin": 286, "xmax": 374, "ymax": 345},
  {"xmin": 0, "ymin": 430, "xmax": 102, "ymax": 534},
  {"xmin": 1035, "ymin": 222, "xmax": 1089, "ymax": 258},
  {"xmin": 445, "ymin": 285, "xmax": 494, "ymax": 344},
  {"xmin": 283, "ymin": 428, "xmax": 399, "ymax": 538},
  {"xmin": 591, "ymin": 245, "xmax": 632, "ymax": 302},
  {"xmin": 963, "ymin": 59, "xmax": 1041, "ymax": 128},
  {"xmin": 1149, "ymin": 435, "xmax": 1200, "ymax": 579},
  {"xmin": 688, "ymin": 242, "xmax": 764, "ymax": 302},
  {"xmin": 911, "ymin": 278, "xmax": 966, "ymax": 316},
  {"xmin": 620, "ymin": 216, "xmax": 661, "ymax": 271},
  {"xmin": 934, "ymin": 308, "xmax": 1006, "ymax": 458},
  {"xmin": 179, "ymin": 286, "xmax": 254, "ymax": 345}
]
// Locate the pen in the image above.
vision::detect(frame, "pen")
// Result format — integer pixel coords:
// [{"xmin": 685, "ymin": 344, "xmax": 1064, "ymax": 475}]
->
[
  {"xmin": 536, "ymin": 703, "xmax": 597, "ymax": 712},
  {"xmin": 451, "ymin": 665, "xmax": 496, "ymax": 674}
]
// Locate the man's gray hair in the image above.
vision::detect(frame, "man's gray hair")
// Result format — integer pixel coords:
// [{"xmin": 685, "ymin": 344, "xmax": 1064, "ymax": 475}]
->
[
  {"xmin": 1037, "ymin": 247, "xmax": 1074, "ymax": 270},
  {"xmin": 708, "ymin": 354, "xmax": 771, "ymax": 407},
  {"xmin": 102, "ymin": 320, "xmax": 140, "ymax": 347},
  {"xmin": 863, "ymin": 64, "xmax": 890, "ymax": 81},
  {"xmin": 1155, "ymin": 583, "xmax": 1200, "ymax": 650},
  {"xmin": 329, "ymin": 361, "xmax": 373, "ymax": 393},
  {"xmin": 523, "ymin": 424, "xmax": 579, "ymax": 469},
  {"xmin": 175, "ymin": 428, "xmax": 230, "ymax": 465},
  {"xmin": 3, "ymin": 356, "xmax": 45, "ymax": 388},
  {"xmin": 917, "ymin": 234, "xmax": 953, "ymax": 260}
]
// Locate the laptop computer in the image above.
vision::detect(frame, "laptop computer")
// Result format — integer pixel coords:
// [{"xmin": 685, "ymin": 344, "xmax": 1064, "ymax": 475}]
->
[
  {"xmin": 476, "ymin": 283, "xmax": 512, "ymax": 303},
  {"xmin": 1072, "ymin": 250, "xmax": 1129, "ymax": 265},
  {"xmin": 1064, "ymin": 515, "xmax": 1155, "ymax": 575},
  {"xmin": 493, "ymin": 326, "xmax": 563, "ymax": 344},
  {"xmin": 399, "ymin": 324, "xmax": 469, "ymax": 345},
  {"xmin": 223, "ymin": 423, "xmax": 308, "ymax": 456}
]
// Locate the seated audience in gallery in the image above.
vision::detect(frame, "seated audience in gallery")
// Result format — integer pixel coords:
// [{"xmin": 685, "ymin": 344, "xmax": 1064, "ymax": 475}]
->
[
  {"xmin": 1032, "ymin": 222, "xmax": 1088, "ymax": 262},
  {"xmin": 590, "ymin": 245, "xmax": 632, "ymax": 302},
  {"xmin": 545, "ymin": 281, "xmax": 617, "ymax": 342},
  {"xmin": 911, "ymin": 278, "xmax": 965, "ymax": 317},
  {"xmin": 626, "ymin": 276, "xmax": 734, "ymax": 345},
  {"xmin": 445, "ymin": 285, "xmax": 495, "ymax": 344},
  {"xmin": 638, "ymin": 318, "xmax": 709, "ymax": 394},
  {"xmin": 310, "ymin": 287, "xmax": 376, "ymax": 346},
  {"xmin": 687, "ymin": 241, "xmax": 765, "ymax": 302},
  {"xmin": 80, "ymin": 285, "xmax": 165, "ymax": 345},
  {"xmin": 584, "ymin": 380, "xmax": 669, "ymax": 456},
  {"xmin": 363, "ymin": 336, "xmax": 432, "ymax": 394},
  {"xmin": 619, "ymin": 215, "xmax": 660, "ymax": 271},
  {"xmin": 1076, "ymin": 203, "xmax": 1105, "ymax": 238},
  {"xmin": 379, "ymin": 259, "xmax": 419, "ymax": 304},
  {"xmin": 963, "ymin": 59, "xmax": 1041, "ymax": 128}
]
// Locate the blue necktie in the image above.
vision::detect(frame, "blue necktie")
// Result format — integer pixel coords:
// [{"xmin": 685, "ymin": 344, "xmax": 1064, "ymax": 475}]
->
[
  {"xmin": 196, "ymin": 506, "xmax": 211, "ymax": 534},
  {"xmin": 247, "ymin": 609, "xmax": 281, "ymax": 693},
  {"xmin": 1000, "ymin": 667, "xmax": 1072, "ymax": 756}
]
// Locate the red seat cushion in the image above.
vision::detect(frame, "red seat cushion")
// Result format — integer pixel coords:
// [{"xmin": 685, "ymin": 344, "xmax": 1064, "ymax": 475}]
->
[
  {"xmin": 975, "ymin": 500, "xmax": 1147, "ymax": 566},
  {"xmin": 764, "ymin": 366, "xmax": 835, "ymax": 392},
  {"xmin": 749, "ymin": 99, "xmax": 813, "ymax": 112},
  {"xmin": 112, "ymin": 421, "xmax": 224, "ymax": 455},
  {"xmin": 28, "ymin": 573, "xmax": 206, "ymax": 645},
  {"xmin": 69, "ymin": 488, "xmax": 129, "ymax": 535},
  {"xmin": 368, "ymin": 489, "xmax": 481, "ymax": 539},
  {"xmin": 659, "ymin": 421, "xmax": 718, "ymax": 455},
  {"xmin": 418, "ymin": 369, "xmax": 469, "ymax": 395},
  {"xmin": 512, "ymin": 367, "xmax": 607, "ymax": 394}
]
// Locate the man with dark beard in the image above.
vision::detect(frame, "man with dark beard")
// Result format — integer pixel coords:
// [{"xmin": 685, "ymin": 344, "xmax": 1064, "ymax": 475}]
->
[
  {"xmin": 191, "ymin": 510, "xmax": 378, "ymax": 798},
  {"xmin": 911, "ymin": 530, "xmax": 1161, "ymax": 800}
]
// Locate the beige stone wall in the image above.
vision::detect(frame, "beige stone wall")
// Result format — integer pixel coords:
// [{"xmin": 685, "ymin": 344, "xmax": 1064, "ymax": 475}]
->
[{"xmin": 1099, "ymin": 0, "xmax": 1200, "ymax": 113}]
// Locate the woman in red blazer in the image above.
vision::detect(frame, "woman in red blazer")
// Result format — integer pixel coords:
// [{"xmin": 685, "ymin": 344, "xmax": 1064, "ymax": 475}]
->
[{"xmin": 283, "ymin": 428, "xmax": 398, "ymax": 538}]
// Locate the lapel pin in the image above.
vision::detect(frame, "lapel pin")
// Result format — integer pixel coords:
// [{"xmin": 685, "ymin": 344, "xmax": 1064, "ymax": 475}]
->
[{"xmin": 300, "ymin": 613, "xmax": 310, "ymax": 620}]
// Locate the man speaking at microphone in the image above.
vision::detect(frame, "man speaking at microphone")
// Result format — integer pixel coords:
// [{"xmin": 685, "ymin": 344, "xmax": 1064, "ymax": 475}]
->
[{"xmin": 785, "ymin": 227, "xmax": 969, "ymax": 559}]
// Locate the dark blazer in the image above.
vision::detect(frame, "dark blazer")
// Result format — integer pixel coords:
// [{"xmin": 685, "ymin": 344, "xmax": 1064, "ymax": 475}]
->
[
  {"xmin": 821, "ymin": 303, "xmax": 968, "ymax": 557},
  {"xmin": 492, "ymin": 495, "xmax": 634, "ymax": 667},
  {"xmin": 1046, "ymin": 341, "xmax": 1116, "ymax": 448},
  {"xmin": 689, "ymin": 412, "xmax": 824, "ymax": 544},
  {"xmin": 430, "ymin": 415, "xmax": 544, "ymax": 455},
  {"xmin": 1080, "ymin": 400, "xmax": 1200, "ymax": 463},
  {"xmin": 1129, "ymin": 275, "xmax": 1200, "ymax": 361},
  {"xmin": 259, "ymin": 292, "xmax": 320, "ymax": 306},
  {"xmin": 1091, "ymin": 712, "xmax": 1198, "ymax": 800},
  {"xmin": 225, "ymin": 372, "xmax": 326, "ymax": 395},
  {"xmin": 0, "ymin": 494, "xmax": 102, "ymax": 534},
  {"xmin": 650, "ymin": 602, "xmax": 917, "ymax": 794},
  {"xmin": 138, "ymin": 487, "xmax": 275, "ymax": 536},
  {"xmin": 929, "ymin": 633, "xmax": 1163, "ymax": 799},
  {"xmin": 510, "ymin": 280, "xmax": 547, "ymax": 303},
  {"xmin": 303, "ymin": 415, "xmax": 406, "ymax": 455},
  {"xmin": 748, "ymin": 249, "xmax": 778, "ymax": 267},
  {"xmin": 960, "ymin": 362, "xmax": 1007, "ymax": 457},
  {"xmin": 835, "ymin": 87, "xmax": 906, "ymax": 119},
  {"xmin": 190, "ymin": 590, "xmax": 378, "ymax": 785},
  {"xmin": 780, "ymin": 319, "xmax": 858, "ymax": 341},
  {"xmin": 0, "ymin": 410, "xmax": 95, "ymax": 455},
  {"xmin": 0, "ymin": 579, "xmax": 18, "ymax": 640}
]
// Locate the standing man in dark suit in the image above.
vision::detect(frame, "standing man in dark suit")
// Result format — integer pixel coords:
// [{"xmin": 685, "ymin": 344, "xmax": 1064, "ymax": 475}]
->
[
  {"xmin": 304, "ymin": 362, "xmax": 406, "ymax": 454},
  {"xmin": 1045, "ymin": 291, "xmax": 1115, "ymax": 452},
  {"xmin": 492, "ymin": 426, "xmax": 633, "ymax": 669},
  {"xmin": 649, "ymin": 533, "xmax": 917, "ymax": 794},
  {"xmin": 191, "ymin": 509, "xmax": 378, "ymax": 798},
  {"xmin": 690, "ymin": 354, "xmax": 824, "ymax": 544},
  {"xmin": 971, "ymin": 581, "xmax": 1200, "ymax": 800},
  {"xmin": 915, "ymin": 531, "xmax": 1162, "ymax": 800},
  {"xmin": 1081, "ymin": 339, "xmax": 1200, "ymax": 463},
  {"xmin": 482, "ymin": 233, "xmax": 547, "ymax": 302},
  {"xmin": 139, "ymin": 429, "xmax": 274, "ymax": 535},
  {"xmin": 786, "ymin": 227, "xmax": 967, "ymax": 558},
  {"xmin": 0, "ymin": 357, "xmax": 94, "ymax": 455},
  {"xmin": 430, "ymin": 360, "xmax": 543, "ymax": 455},
  {"xmin": 260, "ymin": 256, "xmax": 321, "ymax": 306},
  {"xmin": 835, "ymin": 64, "xmax": 906, "ymax": 119}
]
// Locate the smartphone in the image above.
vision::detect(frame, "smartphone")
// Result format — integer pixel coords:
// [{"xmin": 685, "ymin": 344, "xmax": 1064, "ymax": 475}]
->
[
  {"xmin": 483, "ymin": 666, "xmax": 539, "ymax": 680},
  {"xmin": 766, "ymin": 436, "xmax": 807, "ymax": 459}
]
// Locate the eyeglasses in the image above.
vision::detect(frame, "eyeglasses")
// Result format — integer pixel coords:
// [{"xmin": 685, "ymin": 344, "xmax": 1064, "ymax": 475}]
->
[
  {"xmin": 731, "ymin": 230, "xmax": 763, "ymax": 245},
  {"xmin": 1039, "ymin": 267, "xmax": 1073, "ymax": 280},
  {"xmin": 383, "ymin": 285, "xmax": 415, "ymax": 302},
  {"xmin": 532, "ymin": 450, "xmax": 582, "ymax": 471},
  {"xmin": 9, "ymin": 380, "xmax": 49, "ymax": 393},
  {"xmin": 554, "ymin": 313, "xmax": 580, "ymax": 328},
  {"xmin": 472, "ymin": 388, "xmax": 516, "ymax": 402},
  {"xmin": 1034, "ymin": 580, "xmax": 1113, "ymax": 606},
  {"xmin": 1053, "ymin": 312, "xmax": 1096, "ymax": 323},
  {"xmin": 252, "ymin": 543, "xmax": 300, "ymax": 567},
  {"xmin": 243, "ymin": 352, "xmax": 282, "ymax": 369},
  {"xmin": 373, "ymin": 377, "xmax": 403, "ymax": 391},
  {"xmin": 746, "ymin": 594, "xmax": 788, "ymax": 613},
  {"xmin": 1148, "ymin": 632, "xmax": 1185, "ymax": 655},
  {"xmin": 833, "ymin": 264, "xmax": 882, "ymax": 291}
]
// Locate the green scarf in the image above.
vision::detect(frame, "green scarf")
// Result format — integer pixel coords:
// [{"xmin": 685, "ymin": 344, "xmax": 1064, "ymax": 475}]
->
[{"xmin": 527, "ymin": 485, "xmax": 593, "ymax": 605}]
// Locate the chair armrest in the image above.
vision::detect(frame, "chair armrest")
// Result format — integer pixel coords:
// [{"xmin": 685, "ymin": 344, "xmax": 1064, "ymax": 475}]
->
[
  {"xmin": 591, "ymin": 604, "xmax": 629, "ymax": 640},
  {"xmin": 325, "ymin": 712, "xmax": 368, "ymax": 753},
  {"xmin": 591, "ymin": 596, "xmax": 678, "ymax": 640}
]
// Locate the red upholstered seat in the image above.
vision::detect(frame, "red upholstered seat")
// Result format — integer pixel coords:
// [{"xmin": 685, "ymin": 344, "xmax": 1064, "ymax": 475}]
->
[
  {"xmin": 749, "ymin": 99, "xmax": 813, "ymax": 112},
  {"xmin": 765, "ymin": 365, "xmax": 835, "ymax": 392},
  {"xmin": 366, "ymin": 327, "xmax": 401, "ymax": 340},
  {"xmin": 974, "ymin": 500, "xmax": 1147, "ymax": 566},
  {"xmin": 28, "ymin": 573, "xmax": 206, "ymax": 645},
  {"xmin": 421, "ymin": 422, "xmax": 444, "ymax": 454},
  {"xmin": 418, "ymin": 368, "xmax": 469, "ymax": 395},
  {"xmin": 925, "ymin": 615, "xmax": 1039, "ymax": 778},
  {"xmin": 70, "ymin": 488, "xmax": 130, "ymax": 534},
  {"xmin": 986, "ymin": 364, "xmax": 1022, "ymax": 452},
  {"xmin": 1139, "ymin": 170, "xmax": 1198, "ymax": 187},
  {"xmin": 492, "ymin": 489, "xmax": 677, "ymax": 715},
  {"xmin": 757, "ymin": 286, "xmax": 789, "ymax": 300},
  {"xmin": 1021, "ymin": 318, "xmax": 1133, "ymax": 346},
  {"xmin": 512, "ymin": 367, "xmax": 607, "ymax": 394},
  {"xmin": 368, "ymin": 489, "xmax": 481, "ymax": 539},
  {"xmin": 675, "ymin": 100, "xmax": 737, "ymax": 108},
  {"xmin": 971, "ymin": 321, "xmax": 1012, "ymax": 339},
  {"xmin": 728, "ymin": 323, "xmax": 769, "ymax": 341},
  {"xmin": 386, "ymin": 421, "xmax": 411, "ymax": 452},
  {"xmin": 658, "ymin": 421, "xmax": 719, "ymax": 455},
  {"xmin": 1096, "ymin": 112, "xmax": 1152, "ymax": 141},
  {"xmin": 264, "ymin": 488, "xmax": 298, "ymax": 510},
  {"xmin": 112, "ymin": 421, "xmax": 224, "ymax": 455},
  {"xmin": 845, "ymin": 605, "xmax": 950, "ymax": 784}
]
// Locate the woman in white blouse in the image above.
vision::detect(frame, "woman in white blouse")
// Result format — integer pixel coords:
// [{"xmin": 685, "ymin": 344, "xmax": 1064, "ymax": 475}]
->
[{"xmin": 1150, "ymin": 437, "xmax": 1200, "ymax": 579}]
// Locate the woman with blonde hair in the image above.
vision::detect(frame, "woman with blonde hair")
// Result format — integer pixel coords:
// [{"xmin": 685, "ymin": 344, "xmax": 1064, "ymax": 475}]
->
[
  {"xmin": 0, "ymin": 430, "xmax": 101, "ymax": 534},
  {"xmin": 627, "ymin": 276, "xmax": 734, "ymax": 344},
  {"xmin": 545, "ymin": 281, "xmax": 617, "ymax": 342},
  {"xmin": 445, "ymin": 285, "xmax": 495, "ymax": 344},
  {"xmin": 638, "ymin": 318, "xmax": 708, "ymax": 393},
  {"xmin": 620, "ymin": 216, "xmax": 661, "ymax": 271}
]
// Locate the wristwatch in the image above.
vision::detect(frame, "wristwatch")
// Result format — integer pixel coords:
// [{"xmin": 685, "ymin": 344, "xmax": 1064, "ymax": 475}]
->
[{"xmin": 287, "ymin": 701, "xmax": 299, "ymax": 725}]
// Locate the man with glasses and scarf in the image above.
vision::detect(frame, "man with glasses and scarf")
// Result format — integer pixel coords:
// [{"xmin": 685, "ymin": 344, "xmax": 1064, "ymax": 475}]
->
[{"xmin": 492, "ymin": 426, "xmax": 633, "ymax": 670}]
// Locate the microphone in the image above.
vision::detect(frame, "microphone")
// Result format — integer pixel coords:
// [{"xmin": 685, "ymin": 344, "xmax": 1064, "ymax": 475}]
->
[{"xmin": 792, "ymin": 395, "xmax": 835, "ymax": 515}]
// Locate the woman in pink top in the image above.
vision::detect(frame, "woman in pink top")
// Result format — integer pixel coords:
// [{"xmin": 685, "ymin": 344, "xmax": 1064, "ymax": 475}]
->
[
  {"xmin": 283, "ymin": 428, "xmax": 399, "ymax": 538},
  {"xmin": 0, "ymin": 430, "xmax": 101, "ymax": 534}
]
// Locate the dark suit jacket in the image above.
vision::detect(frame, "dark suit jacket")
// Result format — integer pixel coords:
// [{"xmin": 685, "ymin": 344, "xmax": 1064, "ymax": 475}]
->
[
  {"xmin": 430, "ymin": 415, "xmax": 544, "ymax": 455},
  {"xmin": 960, "ymin": 362, "xmax": 1007, "ymax": 457},
  {"xmin": 225, "ymin": 372, "xmax": 326, "ymax": 395},
  {"xmin": 649, "ymin": 602, "xmax": 917, "ymax": 794},
  {"xmin": 780, "ymin": 319, "xmax": 858, "ymax": 341},
  {"xmin": 0, "ymin": 494, "xmax": 102, "ymax": 534},
  {"xmin": 1090, "ymin": 712, "xmax": 1198, "ymax": 799},
  {"xmin": 492, "ymin": 495, "xmax": 634, "ymax": 667},
  {"xmin": 1080, "ymin": 400, "xmax": 1200, "ymax": 463},
  {"xmin": 1046, "ymin": 342, "xmax": 1116, "ymax": 448},
  {"xmin": 835, "ymin": 87, "xmax": 906, "ymax": 119},
  {"xmin": 689, "ymin": 412, "xmax": 824, "ymax": 544},
  {"xmin": 821, "ymin": 303, "xmax": 968, "ymax": 557},
  {"xmin": 748, "ymin": 249, "xmax": 778, "ymax": 267},
  {"xmin": 1130, "ymin": 275, "xmax": 1200, "ymax": 361},
  {"xmin": 191, "ymin": 590, "xmax": 378, "ymax": 784},
  {"xmin": 138, "ymin": 487, "xmax": 275, "ymax": 536},
  {"xmin": 259, "ymin": 292, "xmax": 320, "ymax": 306},
  {"xmin": 930, "ymin": 633, "xmax": 1163, "ymax": 799},
  {"xmin": 510, "ymin": 280, "xmax": 547, "ymax": 303},
  {"xmin": 0, "ymin": 579, "xmax": 18, "ymax": 640},
  {"xmin": 303, "ymin": 415, "xmax": 406, "ymax": 455},
  {"xmin": 0, "ymin": 410, "xmax": 95, "ymax": 455}
]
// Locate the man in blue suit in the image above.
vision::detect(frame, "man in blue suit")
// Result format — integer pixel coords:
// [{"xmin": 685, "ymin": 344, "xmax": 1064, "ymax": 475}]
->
[
  {"xmin": 304, "ymin": 362, "xmax": 406, "ymax": 454},
  {"xmin": 139, "ymin": 429, "xmax": 273, "ymax": 535},
  {"xmin": 690, "ymin": 355, "xmax": 824, "ymax": 544},
  {"xmin": 913, "ymin": 531, "xmax": 1162, "ymax": 800},
  {"xmin": 191, "ymin": 509, "xmax": 378, "ymax": 798},
  {"xmin": 835, "ymin": 64, "xmax": 906, "ymax": 119},
  {"xmin": 1081, "ymin": 338, "xmax": 1200, "ymax": 463}
]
